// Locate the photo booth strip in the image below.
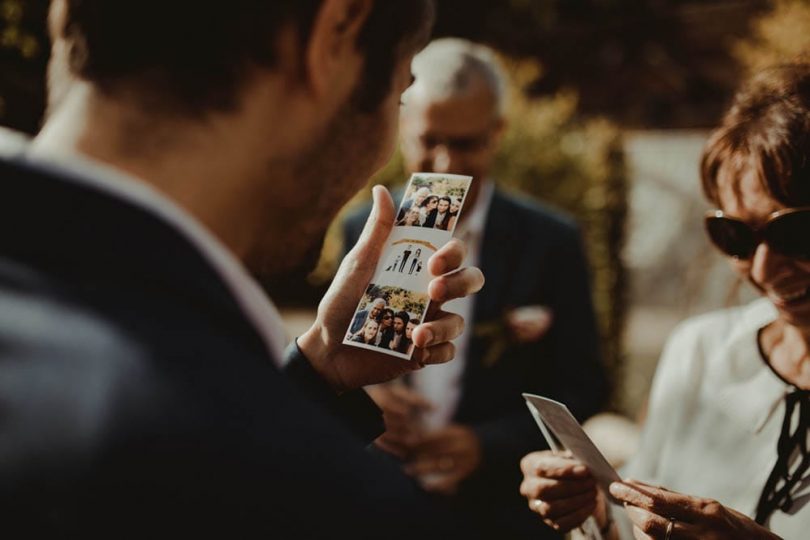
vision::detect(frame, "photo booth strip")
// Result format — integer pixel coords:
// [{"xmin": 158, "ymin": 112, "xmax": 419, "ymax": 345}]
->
[{"xmin": 343, "ymin": 172, "xmax": 474, "ymax": 360}]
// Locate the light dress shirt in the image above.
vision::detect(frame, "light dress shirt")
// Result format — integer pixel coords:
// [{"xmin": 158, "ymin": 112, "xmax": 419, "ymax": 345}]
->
[{"xmin": 410, "ymin": 180, "xmax": 495, "ymax": 431}]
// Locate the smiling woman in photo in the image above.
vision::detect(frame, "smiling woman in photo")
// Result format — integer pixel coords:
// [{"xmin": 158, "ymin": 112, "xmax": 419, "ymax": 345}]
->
[{"xmin": 351, "ymin": 318, "xmax": 381, "ymax": 345}]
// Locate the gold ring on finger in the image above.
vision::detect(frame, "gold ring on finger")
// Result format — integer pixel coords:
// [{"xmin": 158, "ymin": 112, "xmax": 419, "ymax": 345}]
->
[{"xmin": 664, "ymin": 517, "xmax": 676, "ymax": 540}]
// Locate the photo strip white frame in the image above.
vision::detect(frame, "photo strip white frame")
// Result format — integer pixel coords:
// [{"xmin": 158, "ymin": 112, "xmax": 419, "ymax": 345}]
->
[{"xmin": 343, "ymin": 172, "xmax": 474, "ymax": 359}]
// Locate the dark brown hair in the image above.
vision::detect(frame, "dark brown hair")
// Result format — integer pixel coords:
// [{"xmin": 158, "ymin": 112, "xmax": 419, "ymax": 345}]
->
[
  {"xmin": 701, "ymin": 63, "xmax": 810, "ymax": 207},
  {"xmin": 60, "ymin": 0, "xmax": 434, "ymax": 115}
]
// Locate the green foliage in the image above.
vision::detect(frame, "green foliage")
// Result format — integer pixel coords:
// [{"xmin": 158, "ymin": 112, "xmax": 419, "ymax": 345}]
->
[
  {"xmin": 1, "ymin": 0, "xmax": 40, "ymax": 59},
  {"xmin": 361, "ymin": 285, "xmax": 428, "ymax": 319},
  {"xmin": 0, "ymin": 0, "xmax": 48, "ymax": 133},
  {"xmin": 735, "ymin": 0, "xmax": 810, "ymax": 73},
  {"xmin": 495, "ymin": 60, "xmax": 628, "ymax": 393}
]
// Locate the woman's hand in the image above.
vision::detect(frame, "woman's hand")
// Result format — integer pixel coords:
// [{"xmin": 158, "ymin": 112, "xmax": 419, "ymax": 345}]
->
[
  {"xmin": 520, "ymin": 450, "xmax": 606, "ymax": 533},
  {"xmin": 609, "ymin": 480, "xmax": 782, "ymax": 539}
]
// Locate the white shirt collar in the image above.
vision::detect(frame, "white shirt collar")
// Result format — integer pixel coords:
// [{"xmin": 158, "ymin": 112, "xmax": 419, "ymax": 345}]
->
[
  {"xmin": 10, "ymin": 131, "xmax": 289, "ymax": 363},
  {"xmin": 455, "ymin": 179, "xmax": 495, "ymax": 240}
]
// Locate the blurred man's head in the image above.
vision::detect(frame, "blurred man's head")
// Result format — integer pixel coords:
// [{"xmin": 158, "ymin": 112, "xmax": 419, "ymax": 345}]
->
[
  {"xmin": 42, "ymin": 0, "xmax": 435, "ymax": 277},
  {"xmin": 400, "ymin": 38, "xmax": 506, "ymax": 190}
]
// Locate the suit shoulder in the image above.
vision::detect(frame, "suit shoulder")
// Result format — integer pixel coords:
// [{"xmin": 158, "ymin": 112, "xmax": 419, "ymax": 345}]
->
[{"xmin": 493, "ymin": 189, "xmax": 580, "ymax": 238}]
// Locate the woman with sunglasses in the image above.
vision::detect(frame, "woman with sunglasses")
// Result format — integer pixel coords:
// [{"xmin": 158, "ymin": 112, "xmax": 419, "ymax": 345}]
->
[
  {"xmin": 520, "ymin": 64, "xmax": 810, "ymax": 539},
  {"xmin": 374, "ymin": 308, "xmax": 396, "ymax": 349}
]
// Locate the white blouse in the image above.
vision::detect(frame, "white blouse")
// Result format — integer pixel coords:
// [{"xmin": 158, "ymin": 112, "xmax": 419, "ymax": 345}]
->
[{"xmin": 615, "ymin": 298, "xmax": 810, "ymax": 538}]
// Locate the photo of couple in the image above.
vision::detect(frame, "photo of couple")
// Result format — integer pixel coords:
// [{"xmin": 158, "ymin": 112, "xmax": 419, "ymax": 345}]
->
[
  {"xmin": 395, "ymin": 174, "xmax": 469, "ymax": 233},
  {"xmin": 345, "ymin": 285, "xmax": 428, "ymax": 358}
]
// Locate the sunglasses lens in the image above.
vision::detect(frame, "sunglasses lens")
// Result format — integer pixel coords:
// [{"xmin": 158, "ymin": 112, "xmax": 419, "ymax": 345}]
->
[
  {"xmin": 766, "ymin": 211, "xmax": 810, "ymax": 260},
  {"xmin": 706, "ymin": 216, "xmax": 756, "ymax": 259}
]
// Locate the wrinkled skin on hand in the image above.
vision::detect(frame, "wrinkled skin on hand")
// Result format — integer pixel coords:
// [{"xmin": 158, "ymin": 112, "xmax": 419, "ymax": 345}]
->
[
  {"xmin": 520, "ymin": 450, "xmax": 605, "ymax": 533},
  {"xmin": 609, "ymin": 480, "xmax": 782, "ymax": 540}
]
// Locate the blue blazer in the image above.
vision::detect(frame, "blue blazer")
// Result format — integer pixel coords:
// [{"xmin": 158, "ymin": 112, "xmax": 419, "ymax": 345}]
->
[
  {"xmin": 0, "ymin": 154, "xmax": 460, "ymax": 538},
  {"xmin": 343, "ymin": 188, "xmax": 608, "ymax": 538}
]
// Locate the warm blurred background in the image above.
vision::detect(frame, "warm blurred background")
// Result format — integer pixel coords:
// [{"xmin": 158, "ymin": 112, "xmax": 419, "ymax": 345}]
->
[{"xmin": 3, "ymin": 0, "xmax": 809, "ymax": 418}]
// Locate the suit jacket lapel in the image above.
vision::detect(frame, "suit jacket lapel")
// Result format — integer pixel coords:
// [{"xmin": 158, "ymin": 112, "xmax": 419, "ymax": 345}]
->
[
  {"xmin": 459, "ymin": 192, "xmax": 521, "ymax": 399},
  {"xmin": 471, "ymin": 191, "xmax": 519, "ymax": 330}
]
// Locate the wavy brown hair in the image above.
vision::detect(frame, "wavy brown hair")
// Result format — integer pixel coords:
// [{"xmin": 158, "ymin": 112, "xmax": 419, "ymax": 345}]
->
[{"xmin": 701, "ymin": 63, "xmax": 810, "ymax": 207}]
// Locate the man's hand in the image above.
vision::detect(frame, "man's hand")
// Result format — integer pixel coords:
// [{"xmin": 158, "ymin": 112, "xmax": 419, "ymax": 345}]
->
[
  {"xmin": 366, "ymin": 383, "xmax": 433, "ymax": 459},
  {"xmin": 298, "ymin": 185, "xmax": 485, "ymax": 393},
  {"xmin": 609, "ymin": 480, "xmax": 781, "ymax": 540},
  {"xmin": 405, "ymin": 424, "xmax": 482, "ymax": 495}
]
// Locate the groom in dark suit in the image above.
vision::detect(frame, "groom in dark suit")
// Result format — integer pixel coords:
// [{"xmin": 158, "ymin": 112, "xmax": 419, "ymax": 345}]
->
[
  {"xmin": 0, "ymin": 1, "xmax": 489, "ymax": 537},
  {"xmin": 343, "ymin": 38, "xmax": 608, "ymax": 539}
]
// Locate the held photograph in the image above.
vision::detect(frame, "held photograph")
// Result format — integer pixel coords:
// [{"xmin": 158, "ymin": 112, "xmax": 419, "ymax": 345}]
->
[
  {"xmin": 344, "ymin": 283, "xmax": 429, "ymax": 359},
  {"xmin": 395, "ymin": 173, "xmax": 472, "ymax": 234},
  {"xmin": 381, "ymin": 238, "xmax": 438, "ymax": 279}
]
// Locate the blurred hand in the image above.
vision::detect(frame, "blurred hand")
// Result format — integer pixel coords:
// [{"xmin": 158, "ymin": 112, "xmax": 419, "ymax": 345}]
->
[
  {"xmin": 298, "ymin": 186, "xmax": 485, "ymax": 392},
  {"xmin": 366, "ymin": 383, "xmax": 433, "ymax": 459},
  {"xmin": 506, "ymin": 305, "xmax": 553, "ymax": 343},
  {"xmin": 405, "ymin": 424, "xmax": 482, "ymax": 495},
  {"xmin": 519, "ymin": 451, "xmax": 604, "ymax": 533},
  {"xmin": 609, "ymin": 480, "xmax": 780, "ymax": 540}
]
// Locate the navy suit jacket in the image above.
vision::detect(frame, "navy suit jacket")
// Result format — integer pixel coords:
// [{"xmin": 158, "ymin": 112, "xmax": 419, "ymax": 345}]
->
[
  {"xmin": 343, "ymin": 188, "xmax": 608, "ymax": 538},
  {"xmin": 0, "ymin": 153, "xmax": 458, "ymax": 538}
]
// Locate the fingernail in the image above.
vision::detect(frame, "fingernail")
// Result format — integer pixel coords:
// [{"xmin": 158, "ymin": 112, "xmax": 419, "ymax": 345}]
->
[
  {"xmin": 573, "ymin": 465, "xmax": 587, "ymax": 474},
  {"xmin": 609, "ymin": 482, "xmax": 628, "ymax": 497},
  {"xmin": 421, "ymin": 328, "xmax": 434, "ymax": 347}
]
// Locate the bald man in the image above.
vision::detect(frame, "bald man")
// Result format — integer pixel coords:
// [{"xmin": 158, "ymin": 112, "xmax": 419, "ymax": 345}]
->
[{"xmin": 343, "ymin": 38, "xmax": 608, "ymax": 539}]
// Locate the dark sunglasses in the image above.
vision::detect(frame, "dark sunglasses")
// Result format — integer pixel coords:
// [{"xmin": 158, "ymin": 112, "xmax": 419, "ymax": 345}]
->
[{"xmin": 704, "ymin": 207, "xmax": 810, "ymax": 261}]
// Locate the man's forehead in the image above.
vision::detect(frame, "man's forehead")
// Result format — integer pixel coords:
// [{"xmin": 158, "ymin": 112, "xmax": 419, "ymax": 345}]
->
[{"xmin": 404, "ymin": 83, "xmax": 498, "ymax": 134}]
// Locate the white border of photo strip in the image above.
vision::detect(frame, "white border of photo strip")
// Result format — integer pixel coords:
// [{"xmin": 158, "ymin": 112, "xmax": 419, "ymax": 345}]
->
[{"xmin": 343, "ymin": 172, "xmax": 474, "ymax": 360}]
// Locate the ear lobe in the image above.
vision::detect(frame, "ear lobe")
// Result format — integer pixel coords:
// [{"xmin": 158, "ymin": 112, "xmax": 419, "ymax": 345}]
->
[
  {"xmin": 306, "ymin": 0, "xmax": 374, "ymax": 99},
  {"xmin": 491, "ymin": 117, "xmax": 507, "ymax": 145}
]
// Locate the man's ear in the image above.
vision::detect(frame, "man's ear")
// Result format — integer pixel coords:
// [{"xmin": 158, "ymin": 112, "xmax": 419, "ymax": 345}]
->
[
  {"xmin": 491, "ymin": 117, "xmax": 507, "ymax": 146},
  {"xmin": 306, "ymin": 0, "xmax": 374, "ymax": 99}
]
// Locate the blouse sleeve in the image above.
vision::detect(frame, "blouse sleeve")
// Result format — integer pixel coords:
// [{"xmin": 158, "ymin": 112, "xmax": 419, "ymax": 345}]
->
[{"xmin": 608, "ymin": 318, "xmax": 710, "ymax": 538}]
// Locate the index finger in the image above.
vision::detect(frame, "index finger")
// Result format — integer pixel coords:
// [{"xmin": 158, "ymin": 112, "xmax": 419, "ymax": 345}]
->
[
  {"xmin": 428, "ymin": 267, "xmax": 485, "ymax": 304},
  {"xmin": 609, "ymin": 481, "xmax": 700, "ymax": 523},
  {"xmin": 428, "ymin": 238, "xmax": 467, "ymax": 276}
]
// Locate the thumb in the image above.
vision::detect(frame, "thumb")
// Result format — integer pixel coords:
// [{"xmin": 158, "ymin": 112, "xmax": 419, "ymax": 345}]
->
[{"xmin": 346, "ymin": 185, "xmax": 395, "ymax": 273}]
